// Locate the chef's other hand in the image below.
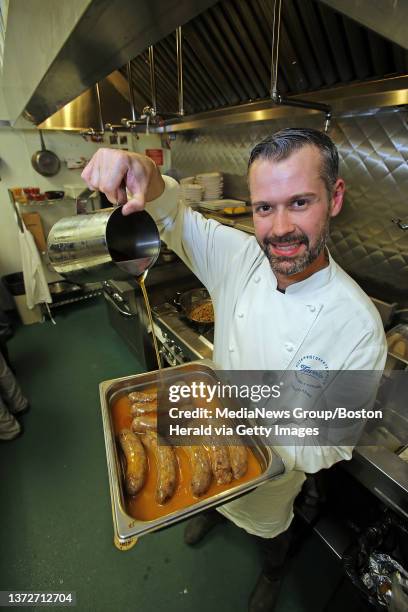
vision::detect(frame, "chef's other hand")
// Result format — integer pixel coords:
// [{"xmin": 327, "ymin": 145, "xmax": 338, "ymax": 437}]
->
[{"xmin": 81, "ymin": 149, "xmax": 165, "ymax": 215}]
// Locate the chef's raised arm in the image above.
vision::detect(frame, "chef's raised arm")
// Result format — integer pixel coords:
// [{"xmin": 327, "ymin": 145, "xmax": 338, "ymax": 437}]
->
[
  {"xmin": 147, "ymin": 175, "xmax": 249, "ymax": 291},
  {"xmin": 82, "ymin": 150, "xmax": 249, "ymax": 292}
]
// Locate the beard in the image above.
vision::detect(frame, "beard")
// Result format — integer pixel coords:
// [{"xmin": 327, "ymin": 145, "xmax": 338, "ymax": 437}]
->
[{"xmin": 259, "ymin": 217, "xmax": 330, "ymax": 276}]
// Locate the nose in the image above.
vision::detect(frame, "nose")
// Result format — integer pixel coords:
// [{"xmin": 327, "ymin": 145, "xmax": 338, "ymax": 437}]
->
[{"xmin": 272, "ymin": 209, "xmax": 296, "ymax": 237}]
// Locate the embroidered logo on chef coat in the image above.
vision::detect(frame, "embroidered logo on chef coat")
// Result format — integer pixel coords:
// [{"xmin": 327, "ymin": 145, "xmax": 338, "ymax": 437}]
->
[{"xmin": 294, "ymin": 354, "xmax": 329, "ymax": 391}]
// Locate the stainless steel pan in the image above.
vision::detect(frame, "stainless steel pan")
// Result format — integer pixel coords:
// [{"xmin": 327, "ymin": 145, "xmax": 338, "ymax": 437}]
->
[
  {"xmin": 175, "ymin": 287, "xmax": 214, "ymax": 325},
  {"xmin": 31, "ymin": 130, "xmax": 61, "ymax": 177}
]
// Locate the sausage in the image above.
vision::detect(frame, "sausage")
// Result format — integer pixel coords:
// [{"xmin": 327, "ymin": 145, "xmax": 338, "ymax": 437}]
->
[
  {"xmin": 129, "ymin": 399, "xmax": 157, "ymax": 417},
  {"xmin": 185, "ymin": 446, "xmax": 212, "ymax": 496},
  {"xmin": 208, "ymin": 446, "xmax": 233, "ymax": 485},
  {"xmin": 128, "ymin": 390, "xmax": 157, "ymax": 403},
  {"xmin": 142, "ymin": 431, "xmax": 177, "ymax": 504},
  {"xmin": 228, "ymin": 445, "xmax": 248, "ymax": 479},
  {"xmin": 131, "ymin": 413, "xmax": 157, "ymax": 433},
  {"xmin": 118, "ymin": 429, "xmax": 147, "ymax": 496}
]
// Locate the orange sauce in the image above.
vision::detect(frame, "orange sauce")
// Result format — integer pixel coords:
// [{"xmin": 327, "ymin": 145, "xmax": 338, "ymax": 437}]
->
[
  {"xmin": 137, "ymin": 273, "xmax": 162, "ymax": 369},
  {"xmin": 112, "ymin": 393, "xmax": 263, "ymax": 521}
]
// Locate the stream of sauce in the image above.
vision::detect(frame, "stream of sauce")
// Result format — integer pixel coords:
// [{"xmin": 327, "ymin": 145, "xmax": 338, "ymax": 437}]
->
[{"xmin": 137, "ymin": 272, "xmax": 162, "ymax": 370}]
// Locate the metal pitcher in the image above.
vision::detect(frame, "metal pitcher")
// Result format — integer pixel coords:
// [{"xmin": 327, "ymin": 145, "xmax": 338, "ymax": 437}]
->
[{"xmin": 47, "ymin": 207, "xmax": 160, "ymax": 283}]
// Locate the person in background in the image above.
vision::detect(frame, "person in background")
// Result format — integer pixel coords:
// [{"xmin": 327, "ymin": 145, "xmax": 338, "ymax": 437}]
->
[
  {"xmin": 0, "ymin": 349, "xmax": 29, "ymax": 441},
  {"xmin": 82, "ymin": 128, "xmax": 387, "ymax": 611}
]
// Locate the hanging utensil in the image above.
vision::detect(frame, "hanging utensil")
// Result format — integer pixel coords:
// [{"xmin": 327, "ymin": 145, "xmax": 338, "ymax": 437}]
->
[{"xmin": 31, "ymin": 130, "xmax": 61, "ymax": 177}]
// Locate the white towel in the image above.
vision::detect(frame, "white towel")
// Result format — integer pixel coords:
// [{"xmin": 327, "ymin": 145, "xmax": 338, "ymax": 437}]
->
[{"xmin": 18, "ymin": 226, "xmax": 52, "ymax": 309}]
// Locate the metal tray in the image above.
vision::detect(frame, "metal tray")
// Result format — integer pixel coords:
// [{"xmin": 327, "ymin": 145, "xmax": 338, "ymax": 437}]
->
[{"xmin": 100, "ymin": 359, "xmax": 285, "ymax": 544}]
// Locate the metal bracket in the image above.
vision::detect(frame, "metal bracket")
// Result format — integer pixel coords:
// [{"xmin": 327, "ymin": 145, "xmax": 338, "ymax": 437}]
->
[
  {"xmin": 271, "ymin": 0, "xmax": 332, "ymax": 132},
  {"xmin": 80, "ymin": 82, "xmax": 105, "ymax": 139}
]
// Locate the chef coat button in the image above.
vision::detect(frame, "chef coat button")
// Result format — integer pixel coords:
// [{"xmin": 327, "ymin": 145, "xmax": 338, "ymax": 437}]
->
[
  {"xmin": 229, "ymin": 346, "xmax": 234, "ymax": 352},
  {"xmin": 254, "ymin": 276, "xmax": 260, "ymax": 283},
  {"xmin": 308, "ymin": 305, "xmax": 316, "ymax": 313},
  {"xmin": 285, "ymin": 343, "xmax": 294, "ymax": 352},
  {"xmin": 237, "ymin": 312, "xmax": 244, "ymax": 318}
]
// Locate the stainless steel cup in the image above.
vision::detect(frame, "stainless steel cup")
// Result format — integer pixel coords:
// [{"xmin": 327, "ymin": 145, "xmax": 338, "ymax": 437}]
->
[{"xmin": 47, "ymin": 207, "xmax": 160, "ymax": 283}]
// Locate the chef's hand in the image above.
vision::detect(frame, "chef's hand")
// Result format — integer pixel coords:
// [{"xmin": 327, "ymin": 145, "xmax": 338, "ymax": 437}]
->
[{"xmin": 81, "ymin": 148, "xmax": 165, "ymax": 216}]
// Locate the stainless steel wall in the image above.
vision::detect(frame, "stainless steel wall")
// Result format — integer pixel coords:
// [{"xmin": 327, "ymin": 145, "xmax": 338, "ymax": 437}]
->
[{"xmin": 171, "ymin": 109, "xmax": 408, "ymax": 302}]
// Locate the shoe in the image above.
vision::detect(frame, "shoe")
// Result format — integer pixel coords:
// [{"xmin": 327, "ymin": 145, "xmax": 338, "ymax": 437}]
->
[
  {"xmin": 0, "ymin": 416, "xmax": 22, "ymax": 441},
  {"xmin": 248, "ymin": 573, "xmax": 283, "ymax": 612},
  {"xmin": 11, "ymin": 402, "xmax": 30, "ymax": 416},
  {"xmin": 184, "ymin": 510, "xmax": 224, "ymax": 546}
]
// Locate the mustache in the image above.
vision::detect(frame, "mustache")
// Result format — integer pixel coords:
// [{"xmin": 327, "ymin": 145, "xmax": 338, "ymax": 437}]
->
[{"xmin": 263, "ymin": 233, "xmax": 309, "ymax": 247}]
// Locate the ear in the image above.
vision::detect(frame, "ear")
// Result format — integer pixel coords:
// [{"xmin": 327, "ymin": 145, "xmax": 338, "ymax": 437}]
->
[{"xmin": 330, "ymin": 178, "xmax": 345, "ymax": 218}]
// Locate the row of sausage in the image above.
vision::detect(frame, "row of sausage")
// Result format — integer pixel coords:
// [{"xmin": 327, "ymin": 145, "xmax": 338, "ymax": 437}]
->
[{"xmin": 118, "ymin": 389, "xmax": 249, "ymax": 504}]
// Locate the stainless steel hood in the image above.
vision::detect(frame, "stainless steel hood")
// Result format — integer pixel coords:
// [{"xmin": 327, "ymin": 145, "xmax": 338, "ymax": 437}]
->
[
  {"xmin": 38, "ymin": 73, "xmax": 131, "ymax": 131},
  {"xmin": 21, "ymin": 0, "xmax": 408, "ymax": 128},
  {"xmin": 123, "ymin": 0, "xmax": 408, "ymax": 119},
  {"xmin": 23, "ymin": 0, "xmax": 218, "ymax": 125},
  {"xmin": 320, "ymin": 0, "xmax": 408, "ymax": 51}
]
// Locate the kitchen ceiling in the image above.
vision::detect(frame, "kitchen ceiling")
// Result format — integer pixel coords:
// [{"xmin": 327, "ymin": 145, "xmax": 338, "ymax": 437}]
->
[{"xmin": 122, "ymin": 0, "xmax": 408, "ymax": 117}]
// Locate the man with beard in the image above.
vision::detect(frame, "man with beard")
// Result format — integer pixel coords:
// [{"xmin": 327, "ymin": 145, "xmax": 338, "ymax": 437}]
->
[{"xmin": 82, "ymin": 128, "xmax": 386, "ymax": 611}]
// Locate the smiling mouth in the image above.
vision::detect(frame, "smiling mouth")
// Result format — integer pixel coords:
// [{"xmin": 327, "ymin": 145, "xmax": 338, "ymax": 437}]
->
[{"xmin": 268, "ymin": 242, "xmax": 304, "ymax": 257}]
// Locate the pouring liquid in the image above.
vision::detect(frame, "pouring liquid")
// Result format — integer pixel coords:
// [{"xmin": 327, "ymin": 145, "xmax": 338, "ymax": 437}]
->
[{"xmin": 137, "ymin": 272, "xmax": 162, "ymax": 370}]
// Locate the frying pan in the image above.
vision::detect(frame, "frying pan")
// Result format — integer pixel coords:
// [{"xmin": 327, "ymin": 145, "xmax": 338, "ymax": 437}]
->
[
  {"xmin": 174, "ymin": 288, "xmax": 214, "ymax": 326},
  {"xmin": 31, "ymin": 130, "xmax": 61, "ymax": 177}
]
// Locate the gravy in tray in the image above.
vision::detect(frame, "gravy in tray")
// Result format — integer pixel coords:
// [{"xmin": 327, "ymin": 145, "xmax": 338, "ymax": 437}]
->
[{"xmin": 112, "ymin": 394, "xmax": 263, "ymax": 521}]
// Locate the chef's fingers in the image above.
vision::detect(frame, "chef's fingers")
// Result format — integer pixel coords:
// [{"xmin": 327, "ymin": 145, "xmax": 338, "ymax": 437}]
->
[
  {"xmin": 81, "ymin": 149, "xmax": 152, "ymax": 210},
  {"xmin": 116, "ymin": 184, "xmax": 128, "ymax": 206},
  {"xmin": 121, "ymin": 191, "xmax": 145, "ymax": 215},
  {"xmin": 97, "ymin": 157, "xmax": 130, "ymax": 205},
  {"xmin": 121, "ymin": 167, "xmax": 149, "ymax": 214}
]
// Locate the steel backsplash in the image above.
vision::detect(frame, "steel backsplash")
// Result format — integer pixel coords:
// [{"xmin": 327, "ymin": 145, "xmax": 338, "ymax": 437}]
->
[{"xmin": 171, "ymin": 109, "xmax": 408, "ymax": 303}]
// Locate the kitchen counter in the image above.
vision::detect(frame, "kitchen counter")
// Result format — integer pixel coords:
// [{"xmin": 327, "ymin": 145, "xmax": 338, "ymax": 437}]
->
[{"xmin": 200, "ymin": 210, "xmax": 255, "ymax": 234}]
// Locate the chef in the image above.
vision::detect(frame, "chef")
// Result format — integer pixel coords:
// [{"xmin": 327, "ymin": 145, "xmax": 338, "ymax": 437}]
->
[{"xmin": 82, "ymin": 128, "xmax": 387, "ymax": 611}]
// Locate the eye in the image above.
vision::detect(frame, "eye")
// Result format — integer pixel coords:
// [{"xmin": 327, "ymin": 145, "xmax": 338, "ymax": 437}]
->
[
  {"xmin": 292, "ymin": 198, "xmax": 308, "ymax": 209},
  {"xmin": 255, "ymin": 204, "xmax": 272, "ymax": 215}
]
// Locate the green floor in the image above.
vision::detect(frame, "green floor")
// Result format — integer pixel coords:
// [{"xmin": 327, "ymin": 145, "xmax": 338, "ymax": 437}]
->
[{"xmin": 0, "ymin": 297, "xmax": 363, "ymax": 612}]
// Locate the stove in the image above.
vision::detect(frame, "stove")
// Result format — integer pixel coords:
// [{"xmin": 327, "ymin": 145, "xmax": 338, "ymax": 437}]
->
[{"xmin": 152, "ymin": 302, "xmax": 213, "ymax": 365}]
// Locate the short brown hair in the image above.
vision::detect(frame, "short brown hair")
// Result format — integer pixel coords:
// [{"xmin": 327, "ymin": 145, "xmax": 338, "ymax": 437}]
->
[{"xmin": 248, "ymin": 127, "xmax": 339, "ymax": 195}]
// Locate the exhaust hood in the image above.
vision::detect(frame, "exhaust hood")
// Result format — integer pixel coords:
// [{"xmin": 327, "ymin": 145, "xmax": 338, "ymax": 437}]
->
[
  {"xmin": 38, "ymin": 73, "xmax": 131, "ymax": 132},
  {"xmin": 22, "ymin": 0, "xmax": 218, "ymax": 126},
  {"xmin": 16, "ymin": 0, "xmax": 408, "ymax": 129},
  {"xmin": 320, "ymin": 0, "xmax": 408, "ymax": 51},
  {"xmin": 122, "ymin": 0, "xmax": 408, "ymax": 119}
]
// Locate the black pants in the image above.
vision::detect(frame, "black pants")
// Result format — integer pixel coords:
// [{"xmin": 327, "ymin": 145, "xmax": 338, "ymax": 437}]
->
[
  {"xmin": 207, "ymin": 510, "xmax": 292, "ymax": 580},
  {"xmin": 253, "ymin": 528, "xmax": 292, "ymax": 581},
  {"xmin": 0, "ymin": 342, "xmax": 12, "ymax": 371}
]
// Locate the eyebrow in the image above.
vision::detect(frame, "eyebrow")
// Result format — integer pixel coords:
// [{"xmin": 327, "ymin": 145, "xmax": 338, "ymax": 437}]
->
[{"xmin": 251, "ymin": 192, "xmax": 317, "ymax": 207}]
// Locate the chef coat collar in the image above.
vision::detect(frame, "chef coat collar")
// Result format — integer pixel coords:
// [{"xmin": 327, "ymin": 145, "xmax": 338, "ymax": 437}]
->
[{"xmin": 266, "ymin": 249, "xmax": 336, "ymax": 295}]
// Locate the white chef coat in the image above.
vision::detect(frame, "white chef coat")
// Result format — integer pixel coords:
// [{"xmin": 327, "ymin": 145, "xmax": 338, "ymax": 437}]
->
[{"xmin": 148, "ymin": 176, "xmax": 387, "ymax": 538}]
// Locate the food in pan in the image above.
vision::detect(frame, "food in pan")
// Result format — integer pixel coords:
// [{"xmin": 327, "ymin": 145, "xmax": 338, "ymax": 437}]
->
[
  {"xmin": 131, "ymin": 414, "xmax": 157, "ymax": 433},
  {"xmin": 185, "ymin": 446, "xmax": 212, "ymax": 496},
  {"xmin": 129, "ymin": 399, "xmax": 157, "ymax": 417},
  {"xmin": 189, "ymin": 301, "xmax": 214, "ymax": 323},
  {"xmin": 223, "ymin": 206, "xmax": 247, "ymax": 215},
  {"xmin": 113, "ymin": 387, "xmax": 263, "ymax": 520},
  {"xmin": 208, "ymin": 445, "xmax": 233, "ymax": 485},
  {"xmin": 128, "ymin": 390, "xmax": 157, "ymax": 403},
  {"xmin": 228, "ymin": 445, "xmax": 248, "ymax": 479},
  {"xmin": 118, "ymin": 429, "xmax": 147, "ymax": 496},
  {"xmin": 141, "ymin": 431, "xmax": 178, "ymax": 504}
]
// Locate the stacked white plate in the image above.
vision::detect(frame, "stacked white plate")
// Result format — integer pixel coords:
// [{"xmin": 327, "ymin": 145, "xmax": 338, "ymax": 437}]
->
[
  {"xmin": 180, "ymin": 182, "xmax": 203, "ymax": 204},
  {"xmin": 195, "ymin": 172, "xmax": 223, "ymax": 200}
]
